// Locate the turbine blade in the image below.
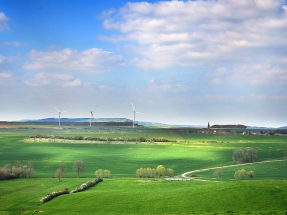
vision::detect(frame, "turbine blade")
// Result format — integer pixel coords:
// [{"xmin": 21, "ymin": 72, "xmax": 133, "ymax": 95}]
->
[
  {"xmin": 55, "ymin": 107, "xmax": 60, "ymax": 112},
  {"xmin": 131, "ymin": 102, "xmax": 135, "ymax": 111},
  {"xmin": 136, "ymin": 112, "xmax": 143, "ymax": 114}
]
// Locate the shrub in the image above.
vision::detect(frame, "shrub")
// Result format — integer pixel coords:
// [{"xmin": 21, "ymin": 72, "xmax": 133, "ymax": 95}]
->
[
  {"xmin": 167, "ymin": 168, "xmax": 174, "ymax": 177},
  {"xmin": 246, "ymin": 171, "xmax": 255, "ymax": 179},
  {"xmin": 234, "ymin": 169, "xmax": 247, "ymax": 180},
  {"xmin": 156, "ymin": 165, "xmax": 166, "ymax": 177}
]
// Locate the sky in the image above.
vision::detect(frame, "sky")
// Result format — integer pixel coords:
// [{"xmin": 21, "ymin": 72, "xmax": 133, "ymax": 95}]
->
[{"xmin": 0, "ymin": 0, "xmax": 287, "ymax": 127}]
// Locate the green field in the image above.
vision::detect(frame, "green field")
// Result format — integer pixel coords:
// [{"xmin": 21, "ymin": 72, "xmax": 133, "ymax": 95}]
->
[{"xmin": 0, "ymin": 126, "xmax": 287, "ymax": 214}]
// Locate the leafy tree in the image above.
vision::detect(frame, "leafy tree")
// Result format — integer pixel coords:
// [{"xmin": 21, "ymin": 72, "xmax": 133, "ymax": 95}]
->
[
  {"xmin": 73, "ymin": 160, "xmax": 84, "ymax": 177},
  {"xmin": 213, "ymin": 167, "xmax": 223, "ymax": 178},
  {"xmin": 156, "ymin": 165, "xmax": 166, "ymax": 177}
]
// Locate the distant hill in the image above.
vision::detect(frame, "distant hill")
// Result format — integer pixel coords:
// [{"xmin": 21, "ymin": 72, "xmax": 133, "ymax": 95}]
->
[
  {"xmin": 278, "ymin": 126, "xmax": 287, "ymax": 129},
  {"xmin": 246, "ymin": 126, "xmax": 277, "ymax": 130},
  {"xmin": 211, "ymin": 124, "xmax": 246, "ymax": 129},
  {"xmin": 17, "ymin": 118, "xmax": 202, "ymax": 128},
  {"xmin": 22, "ymin": 118, "xmax": 132, "ymax": 123}
]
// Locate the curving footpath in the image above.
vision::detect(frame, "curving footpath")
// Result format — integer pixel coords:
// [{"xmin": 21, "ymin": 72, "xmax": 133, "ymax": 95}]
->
[{"xmin": 181, "ymin": 159, "xmax": 287, "ymax": 182}]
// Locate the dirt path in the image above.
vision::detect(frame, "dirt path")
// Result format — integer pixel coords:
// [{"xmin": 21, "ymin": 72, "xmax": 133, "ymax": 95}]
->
[{"xmin": 181, "ymin": 159, "xmax": 286, "ymax": 182}]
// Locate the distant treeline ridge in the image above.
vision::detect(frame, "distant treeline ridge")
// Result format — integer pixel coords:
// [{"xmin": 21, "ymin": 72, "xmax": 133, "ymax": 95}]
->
[{"xmin": 29, "ymin": 134, "xmax": 173, "ymax": 142}]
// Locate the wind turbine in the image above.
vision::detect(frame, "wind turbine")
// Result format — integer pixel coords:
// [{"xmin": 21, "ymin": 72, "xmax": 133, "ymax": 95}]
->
[
  {"xmin": 55, "ymin": 107, "xmax": 66, "ymax": 127},
  {"xmin": 130, "ymin": 102, "xmax": 143, "ymax": 128},
  {"xmin": 90, "ymin": 105, "xmax": 98, "ymax": 127}
]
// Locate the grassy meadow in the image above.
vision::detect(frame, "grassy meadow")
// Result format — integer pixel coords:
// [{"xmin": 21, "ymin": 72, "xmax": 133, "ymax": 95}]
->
[{"xmin": 0, "ymin": 126, "xmax": 287, "ymax": 214}]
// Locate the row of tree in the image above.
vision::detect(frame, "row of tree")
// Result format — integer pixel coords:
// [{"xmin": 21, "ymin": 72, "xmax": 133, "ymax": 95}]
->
[
  {"xmin": 0, "ymin": 161, "xmax": 35, "ymax": 180},
  {"xmin": 136, "ymin": 165, "xmax": 174, "ymax": 178},
  {"xmin": 213, "ymin": 167, "xmax": 255, "ymax": 180},
  {"xmin": 232, "ymin": 147, "xmax": 258, "ymax": 163},
  {"xmin": 54, "ymin": 160, "xmax": 111, "ymax": 181},
  {"xmin": 30, "ymin": 134, "xmax": 172, "ymax": 143}
]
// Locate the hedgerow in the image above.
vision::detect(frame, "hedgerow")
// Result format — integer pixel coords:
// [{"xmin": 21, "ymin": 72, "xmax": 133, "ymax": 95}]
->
[{"xmin": 29, "ymin": 135, "xmax": 174, "ymax": 142}]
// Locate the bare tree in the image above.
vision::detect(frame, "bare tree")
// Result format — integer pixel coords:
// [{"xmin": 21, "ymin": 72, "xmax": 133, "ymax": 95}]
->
[
  {"xmin": 245, "ymin": 148, "xmax": 258, "ymax": 163},
  {"xmin": 59, "ymin": 161, "xmax": 67, "ymax": 173},
  {"xmin": 213, "ymin": 167, "xmax": 223, "ymax": 178},
  {"xmin": 55, "ymin": 168, "xmax": 64, "ymax": 181},
  {"xmin": 73, "ymin": 160, "xmax": 84, "ymax": 177},
  {"xmin": 232, "ymin": 148, "xmax": 245, "ymax": 163}
]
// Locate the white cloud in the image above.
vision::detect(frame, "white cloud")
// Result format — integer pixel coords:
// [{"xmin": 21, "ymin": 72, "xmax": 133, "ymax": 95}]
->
[
  {"xmin": 0, "ymin": 12, "xmax": 9, "ymax": 32},
  {"xmin": 249, "ymin": 94, "xmax": 287, "ymax": 100},
  {"xmin": 23, "ymin": 48, "xmax": 124, "ymax": 73},
  {"xmin": 101, "ymin": 0, "xmax": 287, "ymax": 70},
  {"xmin": 148, "ymin": 79, "xmax": 189, "ymax": 92},
  {"xmin": 0, "ymin": 72, "xmax": 13, "ymax": 79},
  {"xmin": 0, "ymin": 55, "xmax": 7, "ymax": 64},
  {"xmin": 0, "ymin": 41, "xmax": 25, "ymax": 46},
  {"xmin": 24, "ymin": 72, "xmax": 82, "ymax": 87}
]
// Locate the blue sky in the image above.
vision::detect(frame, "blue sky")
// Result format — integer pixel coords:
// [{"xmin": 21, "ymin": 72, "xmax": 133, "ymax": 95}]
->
[{"xmin": 0, "ymin": 0, "xmax": 287, "ymax": 127}]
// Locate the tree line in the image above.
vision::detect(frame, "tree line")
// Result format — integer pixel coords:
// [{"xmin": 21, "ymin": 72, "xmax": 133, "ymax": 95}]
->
[
  {"xmin": 55, "ymin": 160, "xmax": 111, "ymax": 181},
  {"xmin": 0, "ymin": 161, "xmax": 34, "ymax": 180},
  {"xmin": 30, "ymin": 134, "xmax": 173, "ymax": 143},
  {"xmin": 136, "ymin": 165, "xmax": 174, "ymax": 178}
]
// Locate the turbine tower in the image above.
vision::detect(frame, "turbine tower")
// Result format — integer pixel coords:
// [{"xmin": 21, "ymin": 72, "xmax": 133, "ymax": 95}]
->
[
  {"xmin": 90, "ymin": 105, "xmax": 98, "ymax": 127},
  {"xmin": 130, "ymin": 102, "xmax": 143, "ymax": 128},
  {"xmin": 55, "ymin": 107, "xmax": 66, "ymax": 127}
]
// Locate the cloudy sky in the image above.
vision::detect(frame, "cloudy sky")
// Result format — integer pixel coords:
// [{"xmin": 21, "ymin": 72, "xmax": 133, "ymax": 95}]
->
[{"xmin": 0, "ymin": 0, "xmax": 287, "ymax": 127}]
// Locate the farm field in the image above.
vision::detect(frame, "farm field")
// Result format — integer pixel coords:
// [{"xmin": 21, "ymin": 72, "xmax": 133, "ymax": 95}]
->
[{"xmin": 0, "ymin": 126, "xmax": 287, "ymax": 214}]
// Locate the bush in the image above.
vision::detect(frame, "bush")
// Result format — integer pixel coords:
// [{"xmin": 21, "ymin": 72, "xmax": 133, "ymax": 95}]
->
[
  {"xmin": 234, "ymin": 169, "xmax": 247, "ymax": 180},
  {"xmin": 246, "ymin": 171, "xmax": 255, "ymax": 179}
]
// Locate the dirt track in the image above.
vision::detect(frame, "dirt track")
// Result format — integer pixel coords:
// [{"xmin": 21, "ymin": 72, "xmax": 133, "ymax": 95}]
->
[{"xmin": 181, "ymin": 159, "xmax": 287, "ymax": 182}]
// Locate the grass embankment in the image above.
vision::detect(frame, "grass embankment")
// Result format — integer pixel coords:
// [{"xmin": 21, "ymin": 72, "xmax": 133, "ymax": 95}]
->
[{"xmin": 0, "ymin": 127, "xmax": 287, "ymax": 214}]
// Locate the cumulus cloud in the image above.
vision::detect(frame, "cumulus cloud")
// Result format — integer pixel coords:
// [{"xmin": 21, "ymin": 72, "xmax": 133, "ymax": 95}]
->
[
  {"xmin": 24, "ymin": 72, "xmax": 82, "ymax": 87},
  {"xmin": 101, "ymin": 0, "xmax": 287, "ymax": 71},
  {"xmin": 23, "ymin": 48, "xmax": 124, "ymax": 73},
  {"xmin": 0, "ymin": 12, "xmax": 9, "ymax": 31}
]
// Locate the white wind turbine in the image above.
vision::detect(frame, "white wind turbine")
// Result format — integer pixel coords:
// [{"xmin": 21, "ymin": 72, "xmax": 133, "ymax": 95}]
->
[
  {"xmin": 89, "ymin": 105, "xmax": 98, "ymax": 127},
  {"xmin": 55, "ymin": 107, "xmax": 66, "ymax": 127},
  {"xmin": 130, "ymin": 102, "xmax": 143, "ymax": 128}
]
